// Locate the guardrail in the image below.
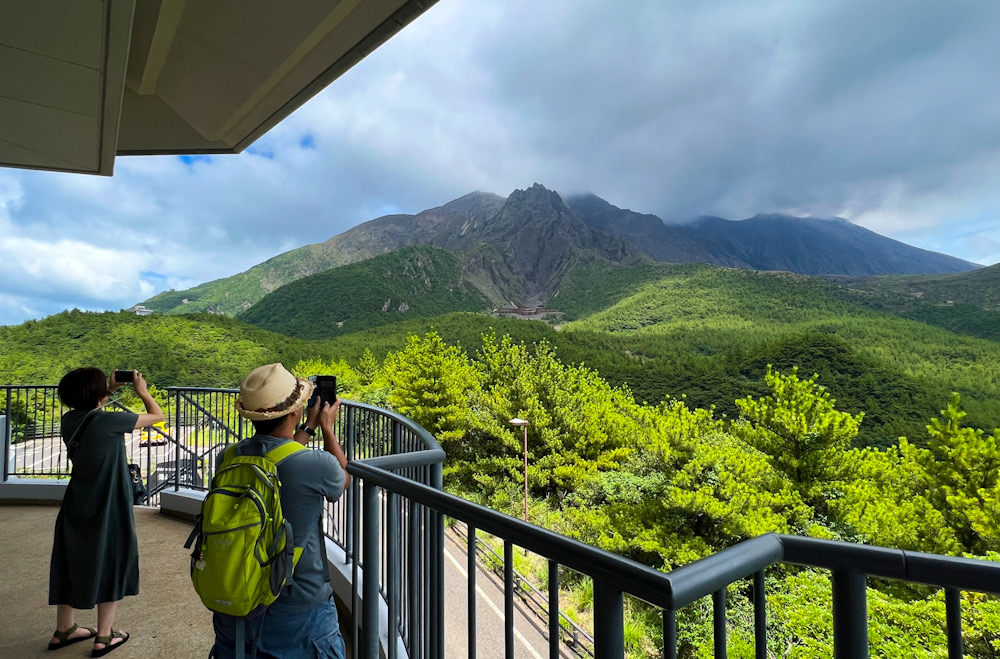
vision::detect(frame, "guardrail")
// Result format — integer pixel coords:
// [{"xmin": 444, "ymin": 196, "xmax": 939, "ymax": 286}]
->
[
  {"xmin": 1, "ymin": 383, "xmax": 446, "ymax": 659},
  {"xmin": 349, "ymin": 462, "xmax": 1000, "ymax": 659}
]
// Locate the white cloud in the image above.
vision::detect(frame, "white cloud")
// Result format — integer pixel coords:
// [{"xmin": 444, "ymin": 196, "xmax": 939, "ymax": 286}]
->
[{"xmin": 2, "ymin": 0, "xmax": 1000, "ymax": 325}]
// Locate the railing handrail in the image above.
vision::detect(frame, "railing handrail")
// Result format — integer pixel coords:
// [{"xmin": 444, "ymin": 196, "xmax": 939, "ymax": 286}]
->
[
  {"xmin": 352, "ymin": 461, "xmax": 1000, "ymax": 604},
  {"xmin": 349, "ymin": 461, "xmax": 677, "ymax": 607}
]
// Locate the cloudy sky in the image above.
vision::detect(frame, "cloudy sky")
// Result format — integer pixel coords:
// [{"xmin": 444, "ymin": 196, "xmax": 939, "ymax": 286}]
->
[{"xmin": 3, "ymin": 0, "xmax": 1000, "ymax": 326}]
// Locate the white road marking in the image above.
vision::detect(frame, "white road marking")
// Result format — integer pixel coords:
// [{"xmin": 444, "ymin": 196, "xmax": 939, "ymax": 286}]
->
[{"xmin": 443, "ymin": 544, "xmax": 543, "ymax": 659}]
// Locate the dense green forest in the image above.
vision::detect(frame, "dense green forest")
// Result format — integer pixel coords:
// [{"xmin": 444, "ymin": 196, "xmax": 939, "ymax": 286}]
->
[
  {"xmin": 292, "ymin": 330, "xmax": 1000, "ymax": 658},
  {"xmin": 238, "ymin": 245, "xmax": 491, "ymax": 339}
]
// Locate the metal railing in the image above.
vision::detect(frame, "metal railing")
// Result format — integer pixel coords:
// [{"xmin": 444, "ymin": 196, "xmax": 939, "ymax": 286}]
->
[
  {"xmin": 451, "ymin": 521, "xmax": 594, "ymax": 657},
  {"xmin": 349, "ymin": 462, "xmax": 1000, "ymax": 659},
  {"xmin": 160, "ymin": 387, "xmax": 446, "ymax": 659},
  {"xmin": 2, "ymin": 385, "xmax": 176, "ymax": 496}
]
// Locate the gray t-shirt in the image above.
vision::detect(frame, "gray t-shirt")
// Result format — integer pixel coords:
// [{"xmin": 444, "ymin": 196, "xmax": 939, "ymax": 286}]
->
[{"xmin": 218, "ymin": 434, "xmax": 345, "ymax": 612}]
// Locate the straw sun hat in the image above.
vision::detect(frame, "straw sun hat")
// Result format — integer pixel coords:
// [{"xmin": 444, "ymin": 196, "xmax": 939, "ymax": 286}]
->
[{"xmin": 235, "ymin": 363, "xmax": 314, "ymax": 420}]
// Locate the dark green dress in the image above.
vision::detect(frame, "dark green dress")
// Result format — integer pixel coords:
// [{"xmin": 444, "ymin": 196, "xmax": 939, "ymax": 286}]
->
[{"xmin": 49, "ymin": 409, "xmax": 140, "ymax": 608}]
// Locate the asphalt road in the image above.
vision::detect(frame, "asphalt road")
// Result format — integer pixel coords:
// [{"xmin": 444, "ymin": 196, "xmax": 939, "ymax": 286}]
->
[{"xmin": 443, "ymin": 530, "xmax": 552, "ymax": 659}]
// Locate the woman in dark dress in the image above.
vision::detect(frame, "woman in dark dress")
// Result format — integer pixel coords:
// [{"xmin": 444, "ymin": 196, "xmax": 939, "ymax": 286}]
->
[{"xmin": 47, "ymin": 368, "xmax": 163, "ymax": 656}]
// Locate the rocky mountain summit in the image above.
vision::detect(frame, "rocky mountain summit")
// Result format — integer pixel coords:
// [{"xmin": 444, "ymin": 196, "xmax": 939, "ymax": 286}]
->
[{"xmin": 142, "ymin": 184, "xmax": 979, "ymax": 315}]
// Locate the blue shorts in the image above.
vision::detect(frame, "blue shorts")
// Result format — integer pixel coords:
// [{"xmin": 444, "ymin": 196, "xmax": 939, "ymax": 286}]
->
[{"xmin": 212, "ymin": 598, "xmax": 346, "ymax": 659}]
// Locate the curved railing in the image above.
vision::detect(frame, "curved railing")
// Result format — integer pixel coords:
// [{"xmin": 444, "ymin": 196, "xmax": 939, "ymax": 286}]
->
[{"xmin": 1, "ymin": 384, "xmax": 445, "ymax": 659}]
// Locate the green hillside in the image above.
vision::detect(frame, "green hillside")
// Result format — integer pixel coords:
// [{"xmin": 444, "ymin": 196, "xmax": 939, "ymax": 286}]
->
[
  {"xmin": 0, "ymin": 310, "xmax": 335, "ymax": 387},
  {"xmin": 6, "ymin": 258, "xmax": 1000, "ymax": 449},
  {"xmin": 237, "ymin": 245, "xmax": 492, "ymax": 339},
  {"xmin": 846, "ymin": 262, "xmax": 1000, "ymax": 309},
  {"xmin": 547, "ymin": 262, "xmax": 1000, "ymax": 444},
  {"xmin": 142, "ymin": 243, "xmax": 351, "ymax": 316}
]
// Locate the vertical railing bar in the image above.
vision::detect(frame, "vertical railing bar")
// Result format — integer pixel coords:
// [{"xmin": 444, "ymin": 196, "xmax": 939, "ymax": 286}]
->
[
  {"xmin": 713, "ymin": 589, "xmax": 727, "ymax": 659},
  {"xmin": 945, "ymin": 587, "xmax": 963, "ymax": 659},
  {"xmin": 548, "ymin": 560, "xmax": 559, "ymax": 659},
  {"xmin": 387, "ymin": 491, "xmax": 400, "ymax": 659},
  {"xmin": 664, "ymin": 609, "xmax": 677, "ymax": 659},
  {"xmin": 593, "ymin": 580, "xmax": 625, "ymax": 659},
  {"xmin": 3, "ymin": 387, "xmax": 11, "ymax": 481},
  {"xmin": 468, "ymin": 525, "xmax": 478, "ymax": 659},
  {"xmin": 352, "ymin": 474, "xmax": 362, "ymax": 659},
  {"xmin": 504, "ymin": 540, "xmax": 514, "ymax": 659},
  {"xmin": 362, "ymin": 481, "xmax": 381, "ymax": 659},
  {"xmin": 753, "ymin": 569, "xmax": 766, "ymax": 659},
  {"xmin": 418, "ymin": 497, "xmax": 426, "ymax": 659},
  {"xmin": 430, "ymin": 463, "xmax": 444, "ymax": 659},
  {"xmin": 831, "ymin": 568, "xmax": 868, "ymax": 659}
]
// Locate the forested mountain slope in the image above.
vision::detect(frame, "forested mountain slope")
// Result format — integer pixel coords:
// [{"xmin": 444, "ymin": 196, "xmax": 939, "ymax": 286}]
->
[{"xmin": 237, "ymin": 246, "xmax": 492, "ymax": 339}]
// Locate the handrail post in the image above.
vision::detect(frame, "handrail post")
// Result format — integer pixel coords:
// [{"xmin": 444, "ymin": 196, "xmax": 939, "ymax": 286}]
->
[
  {"xmin": 713, "ymin": 588, "xmax": 727, "ymax": 659},
  {"xmin": 945, "ymin": 588, "xmax": 963, "ymax": 659},
  {"xmin": 593, "ymin": 580, "xmax": 625, "ymax": 659},
  {"xmin": 430, "ymin": 462, "xmax": 444, "ymax": 659},
  {"xmin": 664, "ymin": 610, "xmax": 677, "ymax": 659},
  {"xmin": 2, "ymin": 387, "xmax": 10, "ymax": 481},
  {"xmin": 387, "ymin": 491, "xmax": 400, "ymax": 659},
  {"xmin": 173, "ymin": 388, "xmax": 181, "ymax": 492},
  {"xmin": 548, "ymin": 559, "xmax": 559, "ymax": 659},
  {"xmin": 753, "ymin": 569, "xmax": 767, "ymax": 659},
  {"xmin": 832, "ymin": 568, "xmax": 868, "ymax": 659},
  {"xmin": 362, "ymin": 480, "xmax": 381, "ymax": 659}
]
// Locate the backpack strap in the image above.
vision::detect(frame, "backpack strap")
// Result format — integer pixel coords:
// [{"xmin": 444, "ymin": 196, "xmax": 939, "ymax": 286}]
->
[{"xmin": 263, "ymin": 440, "xmax": 307, "ymax": 466}]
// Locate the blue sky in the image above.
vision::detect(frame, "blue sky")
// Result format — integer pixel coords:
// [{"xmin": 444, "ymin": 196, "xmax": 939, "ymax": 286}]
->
[{"xmin": 2, "ymin": 0, "xmax": 1000, "ymax": 326}]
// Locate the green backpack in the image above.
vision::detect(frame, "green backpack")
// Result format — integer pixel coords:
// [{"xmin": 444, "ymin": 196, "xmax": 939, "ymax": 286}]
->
[{"xmin": 184, "ymin": 441, "xmax": 306, "ymax": 618}]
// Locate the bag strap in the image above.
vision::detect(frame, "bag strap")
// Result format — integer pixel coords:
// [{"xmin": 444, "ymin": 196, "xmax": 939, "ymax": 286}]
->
[
  {"xmin": 65, "ymin": 409, "xmax": 99, "ymax": 461},
  {"xmin": 263, "ymin": 440, "xmax": 307, "ymax": 466},
  {"xmin": 219, "ymin": 439, "xmax": 306, "ymax": 468}
]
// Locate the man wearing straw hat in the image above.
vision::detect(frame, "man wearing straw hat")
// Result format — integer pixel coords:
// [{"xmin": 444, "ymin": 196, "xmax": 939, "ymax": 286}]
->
[{"xmin": 211, "ymin": 363, "xmax": 350, "ymax": 659}]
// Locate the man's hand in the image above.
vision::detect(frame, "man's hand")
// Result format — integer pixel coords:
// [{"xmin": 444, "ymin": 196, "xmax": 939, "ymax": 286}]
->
[
  {"xmin": 318, "ymin": 398, "xmax": 340, "ymax": 429},
  {"xmin": 305, "ymin": 396, "xmax": 322, "ymax": 428}
]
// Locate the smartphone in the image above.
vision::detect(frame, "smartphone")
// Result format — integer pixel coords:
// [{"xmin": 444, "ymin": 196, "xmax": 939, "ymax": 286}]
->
[
  {"xmin": 113, "ymin": 369, "xmax": 134, "ymax": 383},
  {"xmin": 309, "ymin": 375, "xmax": 337, "ymax": 407}
]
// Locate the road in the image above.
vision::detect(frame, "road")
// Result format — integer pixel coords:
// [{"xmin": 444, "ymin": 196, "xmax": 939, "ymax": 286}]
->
[{"xmin": 443, "ymin": 529, "xmax": 559, "ymax": 659}]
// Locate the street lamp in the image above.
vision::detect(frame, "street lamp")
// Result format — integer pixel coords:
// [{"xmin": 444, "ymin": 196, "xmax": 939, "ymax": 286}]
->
[{"xmin": 509, "ymin": 418, "xmax": 529, "ymax": 522}]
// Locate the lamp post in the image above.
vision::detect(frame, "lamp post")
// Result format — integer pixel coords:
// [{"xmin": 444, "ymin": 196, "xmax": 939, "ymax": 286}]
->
[{"xmin": 509, "ymin": 418, "xmax": 529, "ymax": 522}]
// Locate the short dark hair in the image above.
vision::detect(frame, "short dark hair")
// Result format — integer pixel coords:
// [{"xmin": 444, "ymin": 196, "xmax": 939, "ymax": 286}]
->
[
  {"xmin": 252, "ymin": 413, "xmax": 291, "ymax": 436},
  {"xmin": 58, "ymin": 368, "xmax": 109, "ymax": 410}
]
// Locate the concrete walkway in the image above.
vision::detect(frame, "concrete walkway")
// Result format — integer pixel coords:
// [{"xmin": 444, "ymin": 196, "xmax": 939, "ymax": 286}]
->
[{"xmin": 0, "ymin": 505, "xmax": 215, "ymax": 658}]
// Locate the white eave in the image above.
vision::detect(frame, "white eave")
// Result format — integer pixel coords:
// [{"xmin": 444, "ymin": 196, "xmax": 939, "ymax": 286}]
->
[{"xmin": 0, "ymin": 0, "xmax": 436, "ymax": 176}]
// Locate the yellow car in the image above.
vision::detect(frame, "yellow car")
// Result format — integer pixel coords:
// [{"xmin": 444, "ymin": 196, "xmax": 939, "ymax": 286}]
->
[{"xmin": 140, "ymin": 421, "xmax": 169, "ymax": 446}]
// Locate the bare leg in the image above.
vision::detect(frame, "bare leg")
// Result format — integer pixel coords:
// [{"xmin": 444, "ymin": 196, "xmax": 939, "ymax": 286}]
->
[
  {"xmin": 50, "ymin": 605, "xmax": 93, "ymax": 646},
  {"xmin": 94, "ymin": 601, "xmax": 127, "ymax": 650}
]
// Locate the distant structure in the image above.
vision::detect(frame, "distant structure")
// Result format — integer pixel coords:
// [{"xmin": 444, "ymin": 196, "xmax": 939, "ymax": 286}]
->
[
  {"xmin": 131, "ymin": 305, "xmax": 153, "ymax": 316},
  {"xmin": 496, "ymin": 304, "xmax": 561, "ymax": 320}
]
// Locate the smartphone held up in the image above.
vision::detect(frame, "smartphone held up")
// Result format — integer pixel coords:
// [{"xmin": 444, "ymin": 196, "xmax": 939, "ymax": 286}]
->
[
  {"xmin": 309, "ymin": 375, "xmax": 337, "ymax": 408},
  {"xmin": 113, "ymin": 369, "xmax": 134, "ymax": 383}
]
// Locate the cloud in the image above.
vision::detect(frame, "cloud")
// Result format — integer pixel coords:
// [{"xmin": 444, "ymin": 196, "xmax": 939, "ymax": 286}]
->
[{"xmin": 1, "ymin": 0, "xmax": 1000, "ymax": 325}]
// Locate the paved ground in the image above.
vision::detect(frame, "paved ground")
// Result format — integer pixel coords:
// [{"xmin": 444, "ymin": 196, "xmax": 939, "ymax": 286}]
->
[
  {"xmin": 1, "ymin": 504, "xmax": 569, "ymax": 659},
  {"xmin": 0, "ymin": 505, "xmax": 216, "ymax": 658}
]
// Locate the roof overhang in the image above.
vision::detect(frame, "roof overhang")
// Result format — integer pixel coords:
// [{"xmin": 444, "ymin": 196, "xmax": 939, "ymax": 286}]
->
[{"xmin": 0, "ymin": 0, "xmax": 437, "ymax": 176}]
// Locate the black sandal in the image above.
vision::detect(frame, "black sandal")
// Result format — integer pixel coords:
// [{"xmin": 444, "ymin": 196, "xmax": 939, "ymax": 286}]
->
[
  {"xmin": 47, "ymin": 623, "xmax": 97, "ymax": 650},
  {"xmin": 91, "ymin": 630, "xmax": 130, "ymax": 658}
]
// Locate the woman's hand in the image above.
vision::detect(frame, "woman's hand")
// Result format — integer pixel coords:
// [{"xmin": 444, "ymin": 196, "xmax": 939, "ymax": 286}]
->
[{"xmin": 133, "ymin": 371, "xmax": 149, "ymax": 396}]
